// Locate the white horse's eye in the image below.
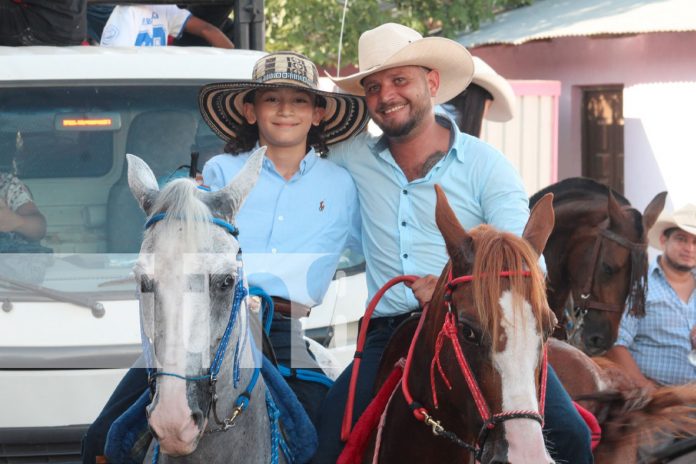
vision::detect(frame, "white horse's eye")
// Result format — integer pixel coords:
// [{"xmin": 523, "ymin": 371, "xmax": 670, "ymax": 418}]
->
[
  {"xmin": 211, "ymin": 273, "xmax": 235, "ymax": 292},
  {"xmin": 140, "ymin": 275, "xmax": 155, "ymax": 293}
]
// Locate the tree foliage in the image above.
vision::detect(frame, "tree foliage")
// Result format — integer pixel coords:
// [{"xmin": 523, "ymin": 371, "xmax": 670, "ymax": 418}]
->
[{"xmin": 265, "ymin": 0, "xmax": 533, "ymax": 68}]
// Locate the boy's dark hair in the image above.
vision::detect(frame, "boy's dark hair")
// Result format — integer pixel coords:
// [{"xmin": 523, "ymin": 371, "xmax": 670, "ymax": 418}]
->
[
  {"xmin": 446, "ymin": 83, "xmax": 493, "ymax": 137},
  {"xmin": 223, "ymin": 89, "xmax": 330, "ymax": 157}
]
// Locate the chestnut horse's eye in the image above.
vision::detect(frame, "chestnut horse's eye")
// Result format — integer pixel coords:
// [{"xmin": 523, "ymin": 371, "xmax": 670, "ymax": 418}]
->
[
  {"xmin": 601, "ymin": 262, "xmax": 615, "ymax": 276},
  {"xmin": 458, "ymin": 322, "xmax": 479, "ymax": 345}
]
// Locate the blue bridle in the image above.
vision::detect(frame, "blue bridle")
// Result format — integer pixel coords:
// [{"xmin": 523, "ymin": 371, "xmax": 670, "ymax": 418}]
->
[{"xmin": 143, "ymin": 212, "xmax": 261, "ymax": 432}]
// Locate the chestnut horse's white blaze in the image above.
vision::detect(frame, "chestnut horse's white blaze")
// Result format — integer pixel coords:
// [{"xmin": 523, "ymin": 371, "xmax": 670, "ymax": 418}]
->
[{"xmin": 494, "ymin": 290, "xmax": 552, "ymax": 462}]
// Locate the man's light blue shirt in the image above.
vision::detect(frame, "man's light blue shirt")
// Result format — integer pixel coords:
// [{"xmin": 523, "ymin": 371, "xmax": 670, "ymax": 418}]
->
[
  {"xmin": 615, "ymin": 257, "xmax": 696, "ymax": 385},
  {"xmin": 203, "ymin": 147, "xmax": 361, "ymax": 307},
  {"xmin": 331, "ymin": 114, "xmax": 531, "ymax": 317}
]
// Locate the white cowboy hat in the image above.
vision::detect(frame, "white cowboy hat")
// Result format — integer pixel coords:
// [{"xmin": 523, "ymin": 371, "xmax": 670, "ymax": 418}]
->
[
  {"xmin": 647, "ymin": 203, "xmax": 696, "ymax": 249},
  {"xmin": 199, "ymin": 52, "xmax": 369, "ymax": 146},
  {"xmin": 472, "ymin": 57, "xmax": 516, "ymax": 122},
  {"xmin": 330, "ymin": 23, "xmax": 474, "ymax": 104}
]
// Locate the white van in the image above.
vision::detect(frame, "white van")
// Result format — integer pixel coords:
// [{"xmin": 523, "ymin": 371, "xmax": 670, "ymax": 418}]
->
[{"xmin": 0, "ymin": 46, "xmax": 365, "ymax": 461}]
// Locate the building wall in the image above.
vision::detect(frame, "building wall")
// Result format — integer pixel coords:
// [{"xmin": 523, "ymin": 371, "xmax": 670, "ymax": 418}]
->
[
  {"xmin": 471, "ymin": 31, "xmax": 696, "ymax": 210},
  {"xmin": 481, "ymin": 80, "xmax": 560, "ymax": 196}
]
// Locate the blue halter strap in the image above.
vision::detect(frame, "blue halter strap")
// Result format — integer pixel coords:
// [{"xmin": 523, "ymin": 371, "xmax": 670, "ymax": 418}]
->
[{"xmin": 143, "ymin": 213, "xmax": 260, "ymax": 430}]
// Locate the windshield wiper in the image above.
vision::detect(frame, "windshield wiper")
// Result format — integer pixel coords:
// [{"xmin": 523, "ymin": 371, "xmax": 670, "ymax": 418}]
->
[{"xmin": 0, "ymin": 275, "xmax": 105, "ymax": 318}]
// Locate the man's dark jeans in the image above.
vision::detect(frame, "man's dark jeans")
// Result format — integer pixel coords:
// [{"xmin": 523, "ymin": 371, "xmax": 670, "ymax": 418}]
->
[{"xmin": 313, "ymin": 314, "xmax": 594, "ymax": 464}]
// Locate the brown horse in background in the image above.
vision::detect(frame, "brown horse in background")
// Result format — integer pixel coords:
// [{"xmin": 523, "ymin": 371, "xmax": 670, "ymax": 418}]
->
[
  {"xmin": 348, "ymin": 187, "xmax": 557, "ymax": 463},
  {"xmin": 529, "ymin": 178, "xmax": 666, "ymax": 355},
  {"xmin": 549, "ymin": 339, "xmax": 696, "ymax": 464}
]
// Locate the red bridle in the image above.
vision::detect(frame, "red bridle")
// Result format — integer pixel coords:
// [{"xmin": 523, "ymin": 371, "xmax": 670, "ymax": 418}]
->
[
  {"xmin": 403, "ymin": 269, "xmax": 548, "ymax": 456},
  {"xmin": 344, "ymin": 270, "xmax": 549, "ymax": 457}
]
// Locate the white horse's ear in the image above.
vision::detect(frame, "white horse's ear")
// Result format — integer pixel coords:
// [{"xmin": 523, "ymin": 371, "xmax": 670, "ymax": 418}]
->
[
  {"xmin": 207, "ymin": 146, "xmax": 265, "ymax": 220},
  {"xmin": 127, "ymin": 154, "xmax": 160, "ymax": 215}
]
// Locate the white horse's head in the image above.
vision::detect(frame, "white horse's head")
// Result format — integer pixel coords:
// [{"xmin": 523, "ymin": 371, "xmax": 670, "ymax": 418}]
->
[{"xmin": 127, "ymin": 147, "xmax": 264, "ymax": 455}]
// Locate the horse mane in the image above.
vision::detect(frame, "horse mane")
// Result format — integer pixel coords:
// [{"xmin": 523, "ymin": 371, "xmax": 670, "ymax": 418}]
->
[
  {"xmin": 467, "ymin": 225, "xmax": 552, "ymax": 343},
  {"xmin": 150, "ymin": 178, "xmax": 213, "ymax": 250},
  {"xmin": 529, "ymin": 177, "xmax": 630, "ymax": 207}
]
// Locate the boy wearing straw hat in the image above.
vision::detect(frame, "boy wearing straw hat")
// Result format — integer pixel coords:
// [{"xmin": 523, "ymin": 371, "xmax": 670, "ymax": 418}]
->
[
  {"xmin": 82, "ymin": 51, "xmax": 369, "ymax": 463},
  {"xmin": 607, "ymin": 204, "xmax": 696, "ymax": 387},
  {"xmin": 314, "ymin": 23, "xmax": 592, "ymax": 463}
]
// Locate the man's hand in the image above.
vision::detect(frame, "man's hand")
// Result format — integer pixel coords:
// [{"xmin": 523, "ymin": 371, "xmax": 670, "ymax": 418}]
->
[{"xmin": 404, "ymin": 274, "xmax": 438, "ymax": 308}]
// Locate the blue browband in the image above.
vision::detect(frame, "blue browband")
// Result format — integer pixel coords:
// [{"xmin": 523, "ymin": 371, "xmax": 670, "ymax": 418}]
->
[{"xmin": 144, "ymin": 212, "xmax": 239, "ymax": 237}]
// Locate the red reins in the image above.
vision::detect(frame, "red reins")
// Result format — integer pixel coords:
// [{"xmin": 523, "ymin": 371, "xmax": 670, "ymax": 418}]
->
[{"xmin": 341, "ymin": 275, "xmax": 420, "ymax": 442}]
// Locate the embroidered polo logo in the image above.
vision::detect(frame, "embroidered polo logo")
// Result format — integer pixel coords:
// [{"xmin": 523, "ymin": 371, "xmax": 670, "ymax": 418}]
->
[{"xmin": 319, "ymin": 201, "xmax": 325, "ymax": 212}]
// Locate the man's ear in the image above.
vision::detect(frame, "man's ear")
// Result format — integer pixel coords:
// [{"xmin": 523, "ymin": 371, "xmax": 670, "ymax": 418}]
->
[
  {"xmin": 243, "ymin": 101, "xmax": 257, "ymax": 125},
  {"xmin": 426, "ymin": 69, "xmax": 440, "ymax": 98},
  {"xmin": 312, "ymin": 106, "xmax": 326, "ymax": 126}
]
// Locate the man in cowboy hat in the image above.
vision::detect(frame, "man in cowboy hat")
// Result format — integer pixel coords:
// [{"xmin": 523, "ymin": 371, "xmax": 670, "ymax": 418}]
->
[
  {"xmin": 607, "ymin": 203, "xmax": 696, "ymax": 387},
  {"xmin": 314, "ymin": 22, "xmax": 593, "ymax": 463}
]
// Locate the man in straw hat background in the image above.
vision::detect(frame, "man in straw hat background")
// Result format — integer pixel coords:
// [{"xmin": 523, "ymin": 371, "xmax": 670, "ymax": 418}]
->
[
  {"xmin": 314, "ymin": 23, "xmax": 592, "ymax": 463},
  {"xmin": 82, "ymin": 51, "xmax": 369, "ymax": 463},
  {"xmin": 607, "ymin": 203, "xmax": 696, "ymax": 387}
]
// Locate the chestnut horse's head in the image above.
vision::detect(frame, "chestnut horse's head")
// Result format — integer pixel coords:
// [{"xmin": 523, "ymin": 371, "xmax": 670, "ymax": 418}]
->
[
  {"xmin": 565, "ymin": 190, "xmax": 665, "ymax": 355},
  {"xmin": 420, "ymin": 186, "xmax": 557, "ymax": 463}
]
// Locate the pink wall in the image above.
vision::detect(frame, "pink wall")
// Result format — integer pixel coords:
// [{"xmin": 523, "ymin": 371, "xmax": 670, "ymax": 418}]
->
[{"xmin": 470, "ymin": 31, "xmax": 696, "ymax": 202}]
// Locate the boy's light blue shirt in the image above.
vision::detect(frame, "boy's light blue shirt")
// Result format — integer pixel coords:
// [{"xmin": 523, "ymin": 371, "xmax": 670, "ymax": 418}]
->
[
  {"xmin": 331, "ymin": 114, "xmax": 532, "ymax": 317},
  {"xmin": 615, "ymin": 257, "xmax": 696, "ymax": 385},
  {"xmin": 203, "ymin": 147, "xmax": 362, "ymax": 307}
]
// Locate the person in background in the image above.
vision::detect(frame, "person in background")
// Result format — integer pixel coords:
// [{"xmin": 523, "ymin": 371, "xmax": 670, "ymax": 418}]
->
[
  {"xmin": 606, "ymin": 203, "xmax": 696, "ymax": 387},
  {"xmin": 100, "ymin": 4, "xmax": 234, "ymax": 48},
  {"xmin": 439, "ymin": 56, "xmax": 516, "ymax": 136},
  {"xmin": 314, "ymin": 22, "xmax": 593, "ymax": 464},
  {"xmin": 0, "ymin": 171, "xmax": 46, "ymax": 242}
]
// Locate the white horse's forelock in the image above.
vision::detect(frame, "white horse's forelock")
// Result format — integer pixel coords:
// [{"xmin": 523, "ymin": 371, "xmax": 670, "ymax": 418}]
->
[{"xmin": 150, "ymin": 178, "xmax": 214, "ymax": 251}]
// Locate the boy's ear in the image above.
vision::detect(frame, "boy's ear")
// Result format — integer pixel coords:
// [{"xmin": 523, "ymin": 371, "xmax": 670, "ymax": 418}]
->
[
  {"xmin": 243, "ymin": 102, "xmax": 257, "ymax": 125},
  {"xmin": 312, "ymin": 106, "xmax": 326, "ymax": 126}
]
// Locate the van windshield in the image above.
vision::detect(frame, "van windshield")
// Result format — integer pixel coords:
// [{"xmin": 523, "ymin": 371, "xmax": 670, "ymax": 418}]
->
[{"xmin": 0, "ymin": 83, "xmax": 225, "ymax": 297}]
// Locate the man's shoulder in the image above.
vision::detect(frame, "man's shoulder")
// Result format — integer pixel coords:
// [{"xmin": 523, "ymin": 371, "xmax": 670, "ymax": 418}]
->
[
  {"xmin": 329, "ymin": 130, "xmax": 377, "ymax": 162},
  {"xmin": 313, "ymin": 157, "xmax": 357, "ymax": 189}
]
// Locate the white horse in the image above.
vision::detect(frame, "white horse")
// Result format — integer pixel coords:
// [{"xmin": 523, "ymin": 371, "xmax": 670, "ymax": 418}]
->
[{"xmin": 128, "ymin": 147, "xmax": 287, "ymax": 462}]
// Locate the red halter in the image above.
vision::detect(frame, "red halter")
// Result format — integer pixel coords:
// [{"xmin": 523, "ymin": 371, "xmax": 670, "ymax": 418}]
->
[{"xmin": 401, "ymin": 269, "xmax": 548, "ymax": 455}]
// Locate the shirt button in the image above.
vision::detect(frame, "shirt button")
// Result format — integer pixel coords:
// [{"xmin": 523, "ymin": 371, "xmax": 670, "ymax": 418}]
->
[
  {"xmin": 271, "ymin": 248, "xmax": 278, "ymax": 254},
  {"xmin": 402, "ymin": 189, "xmax": 408, "ymax": 195},
  {"xmin": 401, "ymin": 221, "xmax": 407, "ymax": 227},
  {"xmin": 278, "ymin": 215, "xmax": 284, "ymax": 221},
  {"xmin": 403, "ymin": 253, "xmax": 408, "ymax": 259}
]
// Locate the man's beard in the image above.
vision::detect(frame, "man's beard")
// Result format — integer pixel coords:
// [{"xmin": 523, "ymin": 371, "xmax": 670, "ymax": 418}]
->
[
  {"xmin": 663, "ymin": 254, "xmax": 695, "ymax": 273},
  {"xmin": 376, "ymin": 97, "xmax": 430, "ymax": 139}
]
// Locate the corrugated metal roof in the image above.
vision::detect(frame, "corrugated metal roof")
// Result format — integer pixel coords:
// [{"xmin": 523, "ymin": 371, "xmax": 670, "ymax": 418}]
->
[{"xmin": 457, "ymin": 0, "xmax": 696, "ymax": 48}]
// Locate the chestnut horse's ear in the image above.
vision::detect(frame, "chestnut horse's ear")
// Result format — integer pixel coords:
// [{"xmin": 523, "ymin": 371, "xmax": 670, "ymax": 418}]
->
[
  {"xmin": 434, "ymin": 184, "xmax": 473, "ymax": 265},
  {"xmin": 607, "ymin": 191, "xmax": 627, "ymax": 230},
  {"xmin": 523, "ymin": 192, "xmax": 555, "ymax": 256},
  {"xmin": 642, "ymin": 191, "xmax": 667, "ymax": 232}
]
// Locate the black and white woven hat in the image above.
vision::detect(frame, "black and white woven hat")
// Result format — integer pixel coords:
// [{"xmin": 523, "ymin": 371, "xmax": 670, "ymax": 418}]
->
[{"xmin": 199, "ymin": 52, "xmax": 369, "ymax": 145}]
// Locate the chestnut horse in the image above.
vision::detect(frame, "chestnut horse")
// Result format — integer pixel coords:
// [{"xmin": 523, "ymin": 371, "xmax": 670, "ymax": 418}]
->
[
  {"xmin": 549, "ymin": 339, "xmax": 696, "ymax": 464},
  {"xmin": 355, "ymin": 187, "xmax": 557, "ymax": 463},
  {"xmin": 529, "ymin": 178, "xmax": 666, "ymax": 355}
]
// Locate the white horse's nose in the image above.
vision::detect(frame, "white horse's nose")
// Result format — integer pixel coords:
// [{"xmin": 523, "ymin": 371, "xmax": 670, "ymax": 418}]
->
[{"xmin": 147, "ymin": 378, "xmax": 202, "ymax": 455}]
